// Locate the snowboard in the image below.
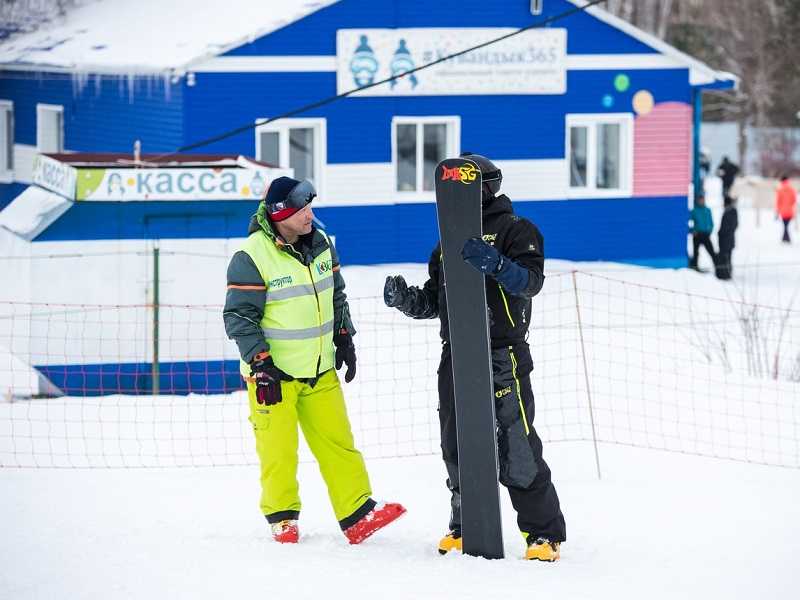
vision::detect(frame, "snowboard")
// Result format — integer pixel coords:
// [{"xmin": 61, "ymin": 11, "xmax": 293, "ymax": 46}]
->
[{"xmin": 434, "ymin": 157, "xmax": 504, "ymax": 560}]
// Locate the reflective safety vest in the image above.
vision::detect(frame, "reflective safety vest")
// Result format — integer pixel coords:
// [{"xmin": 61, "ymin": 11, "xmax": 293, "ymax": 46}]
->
[{"xmin": 238, "ymin": 230, "xmax": 336, "ymax": 379}]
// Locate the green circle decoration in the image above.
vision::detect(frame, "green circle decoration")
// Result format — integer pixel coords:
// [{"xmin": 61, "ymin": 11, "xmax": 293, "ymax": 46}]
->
[{"xmin": 614, "ymin": 74, "xmax": 630, "ymax": 92}]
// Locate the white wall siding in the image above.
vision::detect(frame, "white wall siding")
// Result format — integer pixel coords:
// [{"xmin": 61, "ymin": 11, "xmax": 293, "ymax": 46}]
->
[
  {"xmin": 12, "ymin": 144, "xmax": 37, "ymax": 184},
  {"xmin": 319, "ymin": 159, "xmax": 567, "ymax": 206},
  {"xmin": 495, "ymin": 159, "xmax": 567, "ymax": 201},
  {"xmin": 319, "ymin": 162, "xmax": 396, "ymax": 206}
]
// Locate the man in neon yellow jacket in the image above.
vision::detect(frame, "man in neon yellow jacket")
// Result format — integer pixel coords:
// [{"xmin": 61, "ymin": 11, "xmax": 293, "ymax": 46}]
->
[{"xmin": 224, "ymin": 176, "xmax": 405, "ymax": 544}]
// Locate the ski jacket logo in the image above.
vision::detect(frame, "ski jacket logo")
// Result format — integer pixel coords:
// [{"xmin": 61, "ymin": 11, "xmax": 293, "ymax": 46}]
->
[
  {"xmin": 268, "ymin": 275, "xmax": 293, "ymax": 289},
  {"xmin": 495, "ymin": 386, "xmax": 512, "ymax": 398},
  {"xmin": 316, "ymin": 259, "xmax": 333, "ymax": 275},
  {"xmin": 441, "ymin": 163, "xmax": 478, "ymax": 185}
]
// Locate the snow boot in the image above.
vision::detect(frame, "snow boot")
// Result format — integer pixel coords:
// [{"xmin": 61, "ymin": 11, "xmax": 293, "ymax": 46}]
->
[
  {"xmin": 271, "ymin": 519, "xmax": 299, "ymax": 544},
  {"xmin": 437, "ymin": 530, "xmax": 462, "ymax": 555},
  {"xmin": 525, "ymin": 537, "xmax": 560, "ymax": 562},
  {"xmin": 343, "ymin": 502, "xmax": 406, "ymax": 544}
]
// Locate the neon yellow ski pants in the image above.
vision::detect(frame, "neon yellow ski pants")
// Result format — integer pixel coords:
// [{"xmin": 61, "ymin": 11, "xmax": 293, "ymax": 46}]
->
[{"xmin": 247, "ymin": 368, "xmax": 372, "ymax": 523}]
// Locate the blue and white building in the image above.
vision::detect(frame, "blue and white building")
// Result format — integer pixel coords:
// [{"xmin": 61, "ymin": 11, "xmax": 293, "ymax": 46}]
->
[
  {"xmin": 0, "ymin": 0, "xmax": 737, "ymax": 396},
  {"xmin": 0, "ymin": 0, "xmax": 735, "ymax": 266}
]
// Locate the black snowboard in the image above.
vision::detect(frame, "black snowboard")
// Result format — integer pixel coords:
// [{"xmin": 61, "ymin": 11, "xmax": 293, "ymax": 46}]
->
[{"xmin": 434, "ymin": 157, "xmax": 504, "ymax": 560}]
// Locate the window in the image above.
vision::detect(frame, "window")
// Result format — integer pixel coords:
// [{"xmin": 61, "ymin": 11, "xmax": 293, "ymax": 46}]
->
[
  {"xmin": 255, "ymin": 118, "xmax": 326, "ymax": 188},
  {"xmin": 392, "ymin": 117, "xmax": 460, "ymax": 195},
  {"xmin": 566, "ymin": 113, "xmax": 632, "ymax": 197},
  {"xmin": 37, "ymin": 104, "xmax": 64, "ymax": 153},
  {"xmin": 0, "ymin": 101, "xmax": 12, "ymax": 179}
]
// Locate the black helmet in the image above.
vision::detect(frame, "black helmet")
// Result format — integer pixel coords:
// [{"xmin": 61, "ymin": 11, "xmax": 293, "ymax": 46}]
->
[{"xmin": 460, "ymin": 152, "xmax": 502, "ymax": 197}]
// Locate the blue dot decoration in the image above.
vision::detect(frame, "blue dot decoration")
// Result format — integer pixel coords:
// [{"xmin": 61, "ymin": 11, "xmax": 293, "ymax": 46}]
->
[{"xmin": 602, "ymin": 94, "xmax": 614, "ymax": 108}]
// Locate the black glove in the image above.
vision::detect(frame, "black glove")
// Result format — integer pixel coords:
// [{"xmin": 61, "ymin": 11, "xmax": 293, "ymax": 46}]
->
[
  {"xmin": 384, "ymin": 275, "xmax": 409, "ymax": 308},
  {"xmin": 334, "ymin": 332, "xmax": 357, "ymax": 383},
  {"xmin": 250, "ymin": 354, "xmax": 287, "ymax": 406}
]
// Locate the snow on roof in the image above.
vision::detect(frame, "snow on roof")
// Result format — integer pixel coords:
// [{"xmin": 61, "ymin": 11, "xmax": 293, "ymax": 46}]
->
[
  {"xmin": 0, "ymin": 0, "xmax": 340, "ymax": 73},
  {"xmin": 0, "ymin": 187, "xmax": 72, "ymax": 241}
]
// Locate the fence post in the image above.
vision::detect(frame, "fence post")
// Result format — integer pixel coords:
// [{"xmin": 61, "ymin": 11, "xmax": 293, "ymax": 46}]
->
[
  {"xmin": 152, "ymin": 243, "xmax": 160, "ymax": 396},
  {"xmin": 572, "ymin": 271, "xmax": 602, "ymax": 480}
]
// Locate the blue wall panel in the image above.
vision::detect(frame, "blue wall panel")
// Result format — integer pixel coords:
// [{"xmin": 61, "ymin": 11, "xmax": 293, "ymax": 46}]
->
[
  {"xmin": 32, "ymin": 195, "xmax": 687, "ymax": 266},
  {"xmin": 34, "ymin": 200, "xmax": 259, "ymax": 241},
  {"xmin": 37, "ymin": 360, "xmax": 243, "ymax": 396},
  {"xmin": 184, "ymin": 68, "xmax": 689, "ymax": 162},
  {"xmin": 0, "ymin": 71, "xmax": 184, "ymax": 152},
  {"xmin": 0, "ymin": 182, "xmax": 26, "ymax": 211},
  {"xmin": 224, "ymin": 0, "xmax": 657, "ymax": 56},
  {"xmin": 319, "ymin": 196, "xmax": 688, "ymax": 268}
]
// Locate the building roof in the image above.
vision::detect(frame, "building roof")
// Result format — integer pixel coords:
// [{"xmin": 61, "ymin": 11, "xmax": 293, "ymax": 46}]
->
[
  {"xmin": 42, "ymin": 153, "xmax": 276, "ymax": 169},
  {"xmin": 0, "ymin": 0, "xmax": 339, "ymax": 74},
  {"xmin": 0, "ymin": 0, "xmax": 736, "ymax": 90}
]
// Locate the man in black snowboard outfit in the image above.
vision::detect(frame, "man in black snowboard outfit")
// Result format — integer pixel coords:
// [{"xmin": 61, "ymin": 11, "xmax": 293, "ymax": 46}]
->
[{"xmin": 383, "ymin": 154, "xmax": 566, "ymax": 561}]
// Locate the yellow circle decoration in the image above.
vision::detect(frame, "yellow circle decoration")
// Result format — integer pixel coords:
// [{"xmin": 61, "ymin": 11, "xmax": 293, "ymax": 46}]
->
[
  {"xmin": 126, "ymin": 177, "xmax": 135, "ymax": 186},
  {"xmin": 241, "ymin": 186, "xmax": 250, "ymax": 197},
  {"xmin": 632, "ymin": 90, "xmax": 655, "ymax": 115}
]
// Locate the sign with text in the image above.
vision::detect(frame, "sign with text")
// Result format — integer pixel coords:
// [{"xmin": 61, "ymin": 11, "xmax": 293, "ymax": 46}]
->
[
  {"xmin": 337, "ymin": 28, "xmax": 566, "ymax": 96},
  {"xmin": 74, "ymin": 167, "xmax": 291, "ymax": 201},
  {"xmin": 32, "ymin": 154, "xmax": 77, "ymax": 199}
]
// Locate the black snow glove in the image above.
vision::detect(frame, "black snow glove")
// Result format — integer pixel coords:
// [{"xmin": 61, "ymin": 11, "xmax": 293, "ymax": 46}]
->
[
  {"xmin": 334, "ymin": 332, "xmax": 357, "ymax": 383},
  {"xmin": 384, "ymin": 275, "xmax": 409, "ymax": 309},
  {"xmin": 250, "ymin": 353, "xmax": 289, "ymax": 406}
]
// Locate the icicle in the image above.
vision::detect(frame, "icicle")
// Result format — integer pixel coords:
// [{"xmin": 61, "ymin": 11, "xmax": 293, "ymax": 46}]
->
[
  {"xmin": 127, "ymin": 72, "xmax": 135, "ymax": 104},
  {"xmin": 163, "ymin": 72, "xmax": 172, "ymax": 103}
]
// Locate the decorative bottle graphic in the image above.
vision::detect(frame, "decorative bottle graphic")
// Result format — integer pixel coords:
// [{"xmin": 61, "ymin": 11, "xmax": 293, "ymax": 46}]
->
[
  {"xmin": 390, "ymin": 39, "xmax": 418, "ymax": 89},
  {"xmin": 249, "ymin": 171, "xmax": 266, "ymax": 198},
  {"xmin": 349, "ymin": 35, "xmax": 379, "ymax": 87}
]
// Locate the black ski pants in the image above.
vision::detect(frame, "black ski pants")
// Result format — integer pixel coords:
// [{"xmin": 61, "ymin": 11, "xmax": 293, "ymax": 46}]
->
[
  {"xmin": 716, "ymin": 237, "xmax": 734, "ymax": 280},
  {"xmin": 437, "ymin": 342, "xmax": 566, "ymax": 543},
  {"xmin": 691, "ymin": 232, "xmax": 716, "ymax": 267}
]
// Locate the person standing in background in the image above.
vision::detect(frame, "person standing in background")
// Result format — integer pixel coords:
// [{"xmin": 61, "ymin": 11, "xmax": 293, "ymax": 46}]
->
[
  {"xmin": 775, "ymin": 175, "xmax": 797, "ymax": 243},
  {"xmin": 716, "ymin": 156, "xmax": 740, "ymax": 198},
  {"xmin": 689, "ymin": 195, "xmax": 716, "ymax": 271},
  {"xmin": 715, "ymin": 195, "xmax": 738, "ymax": 280}
]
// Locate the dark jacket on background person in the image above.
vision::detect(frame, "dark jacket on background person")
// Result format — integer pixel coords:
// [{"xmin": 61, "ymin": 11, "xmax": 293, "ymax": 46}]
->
[
  {"xmin": 715, "ymin": 200, "xmax": 738, "ymax": 280},
  {"xmin": 717, "ymin": 158, "xmax": 740, "ymax": 192},
  {"xmin": 718, "ymin": 204, "xmax": 739, "ymax": 253},
  {"xmin": 396, "ymin": 194, "xmax": 545, "ymax": 347}
]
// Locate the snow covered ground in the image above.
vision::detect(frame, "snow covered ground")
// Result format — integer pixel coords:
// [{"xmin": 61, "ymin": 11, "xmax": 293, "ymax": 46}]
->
[
  {"xmin": 1, "ymin": 444, "xmax": 798, "ymax": 600},
  {"xmin": 2, "ymin": 201, "xmax": 800, "ymax": 599}
]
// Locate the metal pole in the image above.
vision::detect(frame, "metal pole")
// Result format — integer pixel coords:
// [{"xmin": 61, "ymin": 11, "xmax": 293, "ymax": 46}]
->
[
  {"xmin": 572, "ymin": 271, "xmax": 602, "ymax": 480},
  {"xmin": 692, "ymin": 88, "xmax": 702, "ymax": 200},
  {"xmin": 152, "ymin": 243, "xmax": 160, "ymax": 396}
]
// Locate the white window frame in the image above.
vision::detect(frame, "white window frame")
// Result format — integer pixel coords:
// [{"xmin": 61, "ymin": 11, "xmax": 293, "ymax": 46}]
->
[
  {"xmin": 254, "ymin": 118, "xmax": 326, "ymax": 194},
  {"xmin": 36, "ymin": 103, "xmax": 64, "ymax": 153},
  {"xmin": 391, "ymin": 116, "xmax": 461, "ymax": 201},
  {"xmin": 0, "ymin": 100, "xmax": 13, "ymax": 182},
  {"xmin": 565, "ymin": 113, "xmax": 633, "ymax": 198}
]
